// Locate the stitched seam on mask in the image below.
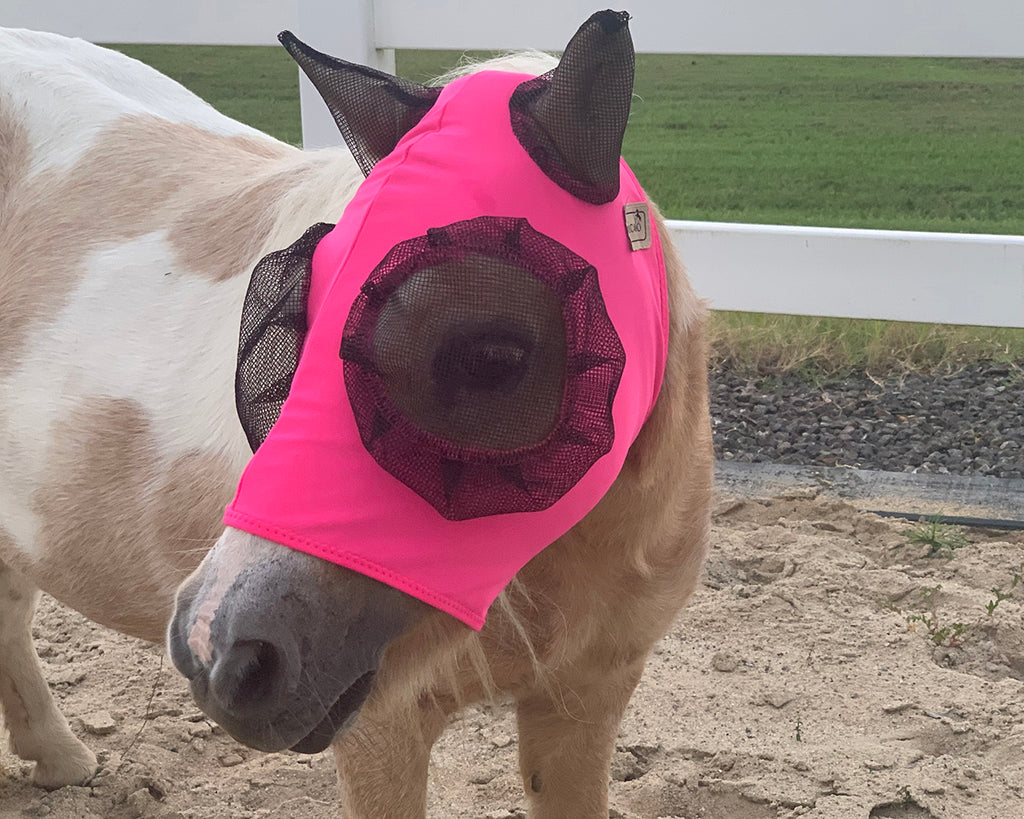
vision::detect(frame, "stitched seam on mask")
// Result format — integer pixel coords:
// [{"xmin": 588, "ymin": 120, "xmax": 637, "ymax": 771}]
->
[{"xmin": 222, "ymin": 509, "xmax": 485, "ymax": 629}]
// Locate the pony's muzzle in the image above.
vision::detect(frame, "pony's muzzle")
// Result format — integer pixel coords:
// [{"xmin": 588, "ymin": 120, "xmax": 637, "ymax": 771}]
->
[
  {"xmin": 167, "ymin": 529, "xmax": 428, "ymax": 753},
  {"xmin": 168, "ymin": 602, "xmax": 297, "ymax": 720}
]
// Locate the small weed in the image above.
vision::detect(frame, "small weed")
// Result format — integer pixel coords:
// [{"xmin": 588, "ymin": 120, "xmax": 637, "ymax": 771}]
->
[
  {"xmin": 885, "ymin": 567, "xmax": 1023, "ymax": 649},
  {"xmin": 893, "ymin": 585, "xmax": 971, "ymax": 647},
  {"xmin": 795, "ymin": 716, "xmax": 803, "ymax": 742},
  {"xmin": 985, "ymin": 563, "xmax": 1023, "ymax": 616},
  {"xmin": 904, "ymin": 612, "xmax": 971, "ymax": 647},
  {"xmin": 986, "ymin": 588, "xmax": 1014, "ymax": 616},
  {"xmin": 900, "ymin": 516, "xmax": 969, "ymax": 556}
]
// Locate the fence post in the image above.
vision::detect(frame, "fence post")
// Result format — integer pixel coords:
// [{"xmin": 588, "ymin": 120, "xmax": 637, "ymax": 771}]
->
[{"xmin": 296, "ymin": 0, "xmax": 395, "ymax": 149}]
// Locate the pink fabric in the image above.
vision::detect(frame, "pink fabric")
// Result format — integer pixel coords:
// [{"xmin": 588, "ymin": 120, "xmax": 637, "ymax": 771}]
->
[{"xmin": 224, "ymin": 70, "xmax": 668, "ymax": 629}]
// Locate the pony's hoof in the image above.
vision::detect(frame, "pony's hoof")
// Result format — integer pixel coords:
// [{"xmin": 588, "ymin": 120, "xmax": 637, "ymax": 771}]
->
[{"xmin": 31, "ymin": 746, "xmax": 97, "ymax": 790}]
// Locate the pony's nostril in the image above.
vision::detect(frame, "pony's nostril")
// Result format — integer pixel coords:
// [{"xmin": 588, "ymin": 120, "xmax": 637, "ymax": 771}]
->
[{"xmin": 209, "ymin": 639, "xmax": 284, "ymax": 713}]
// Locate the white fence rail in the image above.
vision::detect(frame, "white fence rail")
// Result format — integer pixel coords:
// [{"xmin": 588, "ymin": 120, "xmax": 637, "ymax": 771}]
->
[
  {"xmin": 0, "ymin": 0, "xmax": 296, "ymax": 45},
  {"xmin": 5, "ymin": 1, "xmax": 1023, "ymax": 55},
  {"xmin": 3, "ymin": 1, "xmax": 1022, "ymax": 326},
  {"xmin": 670, "ymin": 222, "xmax": 1024, "ymax": 326}
]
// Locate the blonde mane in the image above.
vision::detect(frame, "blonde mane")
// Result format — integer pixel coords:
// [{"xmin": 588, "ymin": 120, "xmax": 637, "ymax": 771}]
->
[{"xmin": 432, "ymin": 50, "xmax": 559, "ymax": 85}]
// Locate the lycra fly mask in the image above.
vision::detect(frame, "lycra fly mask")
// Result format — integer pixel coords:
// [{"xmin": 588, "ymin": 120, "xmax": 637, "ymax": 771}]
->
[{"xmin": 225, "ymin": 11, "xmax": 670, "ymax": 629}]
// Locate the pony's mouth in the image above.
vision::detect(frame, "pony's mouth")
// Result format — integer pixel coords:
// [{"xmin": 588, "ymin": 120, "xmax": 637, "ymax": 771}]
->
[{"xmin": 288, "ymin": 669, "xmax": 377, "ymax": 754}]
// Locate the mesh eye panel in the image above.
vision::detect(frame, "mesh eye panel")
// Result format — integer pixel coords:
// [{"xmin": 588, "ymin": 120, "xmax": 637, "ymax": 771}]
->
[
  {"xmin": 236, "ymin": 222, "xmax": 335, "ymax": 452},
  {"xmin": 509, "ymin": 10, "xmax": 634, "ymax": 205},
  {"xmin": 373, "ymin": 253, "xmax": 567, "ymax": 451},
  {"xmin": 341, "ymin": 216, "xmax": 625, "ymax": 521}
]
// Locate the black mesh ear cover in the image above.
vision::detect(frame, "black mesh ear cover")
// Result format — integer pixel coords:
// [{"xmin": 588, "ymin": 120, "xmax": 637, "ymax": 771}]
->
[
  {"xmin": 509, "ymin": 10, "xmax": 634, "ymax": 204},
  {"xmin": 236, "ymin": 223, "xmax": 335, "ymax": 452},
  {"xmin": 279, "ymin": 31, "xmax": 443, "ymax": 177},
  {"xmin": 340, "ymin": 216, "xmax": 626, "ymax": 521}
]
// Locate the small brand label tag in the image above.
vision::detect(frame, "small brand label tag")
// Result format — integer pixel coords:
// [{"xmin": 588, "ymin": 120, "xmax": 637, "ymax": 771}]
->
[{"xmin": 624, "ymin": 202, "xmax": 651, "ymax": 251}]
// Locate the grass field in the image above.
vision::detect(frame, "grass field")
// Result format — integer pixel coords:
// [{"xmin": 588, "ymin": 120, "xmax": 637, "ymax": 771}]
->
[{"xmin": 109, "ymin": 44, "xmax": 1024, "ymax": 373}]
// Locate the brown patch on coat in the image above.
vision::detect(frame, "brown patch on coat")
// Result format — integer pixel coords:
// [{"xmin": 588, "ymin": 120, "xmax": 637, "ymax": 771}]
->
[
  {"xmin": 167, "ymin": 161, "xmax": 315, "ymax": 283},
  {"xmin": 0, "ymin": 114, "xmax": 296, "ymax": 377},
  {"xmin": 32, "ymin": 397, "xmax": 236, "ymax": 642},
  {"xmin": 153, "ymin": 451, "xmax": 240, "ymax": 577},
  {"xmin": 0, "ymin": 93, "xmax": 31, "ymax": 215}
]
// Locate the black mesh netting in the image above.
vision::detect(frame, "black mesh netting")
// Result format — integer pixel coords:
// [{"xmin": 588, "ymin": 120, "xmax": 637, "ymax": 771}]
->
[
  {"xmin": 509, "ymin": 10, "xmax": 634, "ymax": 205},
  {"xmin": 279, "ymin": 31, "xmax": 442, "ymax": 177},
  {"xmin": 235, "ymin": 222, "xmax": 335, "ymax": 452},
  {"xmin": 341, "ymin": 216, "xmax": 625, "ymax": 521}
]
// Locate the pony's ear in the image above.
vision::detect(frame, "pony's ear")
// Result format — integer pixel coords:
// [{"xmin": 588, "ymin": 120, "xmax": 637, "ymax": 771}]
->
[
  {"xmin": 236, "ymin": 222, "xmax": 335, "ymax": 452},
  {"xmin": 279, "ymin": 31, "xmax": 442, "ymax": 176},
  {"xmin": 510, "ymin": 10, "xmax": 634, "ymax": 204}
]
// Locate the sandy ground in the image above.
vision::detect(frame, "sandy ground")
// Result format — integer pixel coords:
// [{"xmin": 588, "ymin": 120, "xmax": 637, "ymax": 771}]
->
[{"xmin": 2, "ymin": 491, "xmax": 1023, "ymax": 819}]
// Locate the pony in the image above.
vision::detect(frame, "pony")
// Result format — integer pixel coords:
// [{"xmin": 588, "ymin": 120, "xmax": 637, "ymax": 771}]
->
[{"xmin": 0, "ymin": 11, "xmax": 712, "ymax": 816}]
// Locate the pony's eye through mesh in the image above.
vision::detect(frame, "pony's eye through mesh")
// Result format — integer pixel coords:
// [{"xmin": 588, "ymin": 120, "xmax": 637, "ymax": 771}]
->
[
  {"xmin": 373, "ymin": 253, "xmax": 567, "ymax": 451},
  {"xmin": 236, "ymin": 222, "xmax": 335, "ymax": 452},
  {"xmin": 341, "ymin": 216, "xmax": 625, "ymax": 521}
]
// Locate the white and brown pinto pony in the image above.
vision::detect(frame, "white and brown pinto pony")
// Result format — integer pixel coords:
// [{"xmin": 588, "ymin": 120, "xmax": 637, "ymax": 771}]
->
[{"xmin": 0, "ymin": 12, "xmax": 711, "ymax": 818}]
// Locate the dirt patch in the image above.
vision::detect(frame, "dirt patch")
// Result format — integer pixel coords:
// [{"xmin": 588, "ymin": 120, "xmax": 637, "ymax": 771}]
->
[{"xmin": 3, "ymin": 494, "xmax": 1023, "ymax": 817}]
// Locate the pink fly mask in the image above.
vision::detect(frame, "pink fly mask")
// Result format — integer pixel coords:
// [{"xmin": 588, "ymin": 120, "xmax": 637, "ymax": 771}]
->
[{"xmin": 226, "ymin": 11, "xmax": 670, "ymax": 629}]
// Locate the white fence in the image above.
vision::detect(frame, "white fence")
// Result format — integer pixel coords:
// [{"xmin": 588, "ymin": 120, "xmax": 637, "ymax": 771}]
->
[
  {"xmin": 671, "ymin": 222, "xmax": 1024, "ymax": 327},
  {"xmin": 3, "ymin": 1, "xmax": 1023, "ymax": 326}
]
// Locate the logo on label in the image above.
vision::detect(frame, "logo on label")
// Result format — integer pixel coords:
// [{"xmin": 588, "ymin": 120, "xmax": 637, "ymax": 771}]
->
[{"xmin": 624, "ymin": 202, "xmax": 651, "ymax": 251}]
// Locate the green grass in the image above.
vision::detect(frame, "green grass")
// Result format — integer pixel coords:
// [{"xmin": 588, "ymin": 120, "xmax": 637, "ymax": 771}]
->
[
  {"xmin": 627, "ymin": 54, "xmax": 1024, "ymax": 235},
  {"xmin": 707, "ymin": 313, "xmax": 1024, "ymax": 375},
  {"xmin": 901, "ymin": 519, "xmax": 970, "ymax": 556},
  {"xmin": 105, "ymin": 44, "xmax": 1024, "ymax": 373}
]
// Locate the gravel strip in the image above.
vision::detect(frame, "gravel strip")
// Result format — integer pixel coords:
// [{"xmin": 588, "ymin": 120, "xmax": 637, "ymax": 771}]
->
[{"xmin": 709, "ymin": 362, "xmax": 1024, "ymax": 480}]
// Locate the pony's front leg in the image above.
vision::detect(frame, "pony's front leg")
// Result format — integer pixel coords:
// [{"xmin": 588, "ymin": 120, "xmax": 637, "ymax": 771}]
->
[
  {"xmin": 332, "ymin": 696, "xmax": 448, "ymax": 818},
  {"xmin": 515, "ymin": 661, "xmax": 645, "ymax": 818},
  {"xmin": 0, "ymin": 562, "xmax": 97, "ymax": 788}
]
